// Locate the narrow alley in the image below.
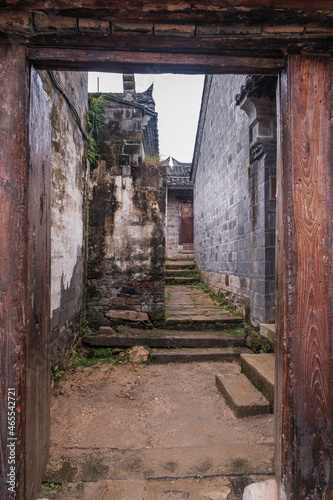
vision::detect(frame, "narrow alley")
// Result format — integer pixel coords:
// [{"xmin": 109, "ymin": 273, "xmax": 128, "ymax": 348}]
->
[{"xmin": 38, "ymin": 253, "xmax": 275, "ymax": 500}]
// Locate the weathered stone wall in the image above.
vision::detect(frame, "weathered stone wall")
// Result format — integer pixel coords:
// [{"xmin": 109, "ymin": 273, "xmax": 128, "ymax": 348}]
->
[
  {"xmin": 87, "ymin": 95, "xmax": 166, "ymax": 328},
  {"xmin": 192, "ymin": 74, "xmax": 276, "ymax": 326},
  {"xmin": 39, "ymin": 70, "xmax": 88, "ymax": 371}
]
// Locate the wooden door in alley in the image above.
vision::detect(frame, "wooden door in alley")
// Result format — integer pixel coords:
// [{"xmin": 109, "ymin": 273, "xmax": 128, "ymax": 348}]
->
[{"xmin": 179, "ymin": 201, "xmax": 193, "ymax": 250}]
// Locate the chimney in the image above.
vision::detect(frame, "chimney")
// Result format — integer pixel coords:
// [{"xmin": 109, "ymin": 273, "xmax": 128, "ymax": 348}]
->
[{"xmin": 123, "ymin": 74, "xmax": 136, "ymax": 101}]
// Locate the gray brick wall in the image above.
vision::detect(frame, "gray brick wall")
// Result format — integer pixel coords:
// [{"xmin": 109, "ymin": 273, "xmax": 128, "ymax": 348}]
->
[{"xmin": 193, "ymin": 74, "xmax": 276, "ymax": 325}]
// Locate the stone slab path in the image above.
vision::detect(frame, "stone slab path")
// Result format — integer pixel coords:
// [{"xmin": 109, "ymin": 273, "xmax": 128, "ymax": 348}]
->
[
  {"xmin": 41, "ymin": 361, "xmax": 274, "ymax": 499},
  {"xmin": 40, "ymin": 265, "xmax": 275, "ymax": 499},
  {"xmin": 165, "ymin": 285, "xmax": 243, "ymax": 330}
]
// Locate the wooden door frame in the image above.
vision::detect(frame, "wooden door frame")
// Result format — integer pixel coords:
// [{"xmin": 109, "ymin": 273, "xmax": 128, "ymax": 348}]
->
[
  {"xmin": 178, "ymin": 200, "xmax": 194, "ymax": 246},
  {"xmin": 0, "ymin": 36, "xmax": 332, "ymax": 500}
]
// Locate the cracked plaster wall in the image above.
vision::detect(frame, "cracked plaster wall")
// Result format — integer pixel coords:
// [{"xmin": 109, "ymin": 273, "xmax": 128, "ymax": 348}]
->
[
  {"xmin": 87, "ymin": 97, "xmax": 166, "ymax": 328},
  {"xmin": 39, "ymin": 70, "xmax": 88, "ymax": 370}
]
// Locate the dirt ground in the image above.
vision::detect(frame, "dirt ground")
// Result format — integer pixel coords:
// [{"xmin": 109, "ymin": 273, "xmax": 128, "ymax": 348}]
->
[{"xmin": 39, "ymin": 357, "xmax": 274, "ymax": 499}]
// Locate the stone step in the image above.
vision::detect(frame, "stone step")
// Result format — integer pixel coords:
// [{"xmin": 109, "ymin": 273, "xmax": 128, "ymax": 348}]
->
[
  {"xmin": 166, "ymin": 260, "xmax": 196, "ymax": 270},
  {"xmin": 167, "ymin": 254, "xmax": 194, "ymax": 261},
  {"xmin": 165, "ymin": 315, "xmax": 243, "ymax": 331},
  {"xmin": 165, "ymin": 269, "xmax": 198, "ymax": 277},
  {"xmin": 260, "ymin": 323, "xmax": 276, "ymax": 344},
  {"xmin": 150, "ymin": 347, "xmax": 252, "ymax": 363},
  {"xmin": 83, "ymin": 327, "xmax": 247, "ymax": 349},
  {"xmin": 216, "ymin": 373, "xmax": 271, "ymax": 418},
  {"xmin": 45, "ymin": 443, "xmax": 274, "ymax": 482},
  {"xmin": 165, "ymin": 276, "xmax": 200, "ymax": 285},
  {"xmin": 240, "ymin": 353, "xmax": 275, "ymax": 410}
]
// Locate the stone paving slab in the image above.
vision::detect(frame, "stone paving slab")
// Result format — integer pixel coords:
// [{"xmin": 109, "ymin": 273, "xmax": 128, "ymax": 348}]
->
[
  {"xmin": 39, "ymin": 476, "xmax": 234, "ymax": 500},
  {"xmin": 45, "ymin": 443, "xmax": 274, "ymax": 482},
  {"xmin": 165, "ymin": 285, "xmax": 242, "ymax": 330},
  {"xmin": 167, "ymin": 309, "xmax": 237, "ymax": 316},
  {"xmin": 216, "ymin": 373, "xmax": 271, "ymax": 418}
]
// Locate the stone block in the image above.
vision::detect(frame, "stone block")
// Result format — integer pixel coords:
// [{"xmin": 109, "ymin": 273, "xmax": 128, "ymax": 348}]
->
[
  {"xmin": 124, "ymin": 143, "xmax": 141, "ymax": 155},
  {"xmin": 216, "ymin": 373, "xmax": 270, "ymax": 417},
  {"xmin": 197, "ymin": 24, "xmax": 261, "ymax": 37},
  {"xmin": 111, "ymin": 297, "xmax": 126, "ymax": 307},
  {"xmin": 105, "ymin": 310, "xmax": 149, "ymax": 322},
  {"xmin": 243, "ymin": 479, "xmax": 278, "ymax": 500},
  {"xmin": 118, "ymin": 154, "xmax": 130, "ymax": 165},
  {"xmin": 154, "ymin": 24, "xmax": 195, "ymax": 37},
  {"xmin": 305, "ymin": 26, "xmax": 333, "ymax": 35},
  {"xmin": 260, "ymin": 323, "xmax": 276, "ymax": 344},
  {"xmin": 262, "ymin": 25, "xmax": 304, "ymax": 36},
  {"xmin": 128, "ymin": 346, "xmax": 150, "ymax": 364},
  {"xmin": 112, "ymin": 22, "xmax": 153, "ymax": 34},
  {"xmin": 106, "ymin": 119, "xmax": 120, "ymax": 132},
  {"xmin": 241, "ymin": 353, "xmax": 275, "ymax": 408},
  {"xmin": 120, "ymin": 120, "xmax": 139, "ymax": 132},
  {"xmin": 99, "ymin": 326, "xmax": 114, "ymax": 335},
  {"xmin": 78, "ymin": 18, "xmax": 110, "ymax": 33},
  {"xmin": 122, "ymin": 165, "xmax": 131, "ymax": 176},
  {"xmin": 0, "ymin": 12, "xmax": 34, "ymax": 33},
  {"xmin": 34, "ymin": 14, "xmax": 77, "ymax": 32}
]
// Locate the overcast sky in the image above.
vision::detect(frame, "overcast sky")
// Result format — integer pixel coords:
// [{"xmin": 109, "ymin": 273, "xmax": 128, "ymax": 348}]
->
[{"xmin": 88, "ymin": 72, "xmax": 205, "ymax": 163}]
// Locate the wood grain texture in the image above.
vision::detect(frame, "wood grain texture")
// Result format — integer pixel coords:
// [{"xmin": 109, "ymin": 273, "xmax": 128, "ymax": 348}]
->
[
  {"xmin": 0, "ymin": 48, "xmax": 51, "ymax": 499},
  {"xmin": 0, "ymin": 0, "xmax": 332, "ymax": 12},
  {"xmin": 0, "ymin": 44, "xmax": 29, "ymax": 500},
  {"xmin": 275, "ymin": 54, "xmax": 333, "ymax": 499},
  {"xmin": 25, "ymin": 32, "xmax": 288, "ymax": 57},
  {"xmin": 21, "ymin": 33, "xmax": 332, "ymax": 63},
  {"xmin": 27, "ymin": 47, "xmax": 283, "ymax": 74},
  {"xmin": 26, "ymin": 67, "xmax": 51, "ymax": 500}
]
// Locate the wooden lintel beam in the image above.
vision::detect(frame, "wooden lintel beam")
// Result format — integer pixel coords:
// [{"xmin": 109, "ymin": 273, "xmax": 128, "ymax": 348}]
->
[
  {"xmin": 1, "ymin": 1, "xmax": 333, "ymax": 11},
  {"xmin": 28, "ymin": 47, "xmax": 284, "ymax": 74}
]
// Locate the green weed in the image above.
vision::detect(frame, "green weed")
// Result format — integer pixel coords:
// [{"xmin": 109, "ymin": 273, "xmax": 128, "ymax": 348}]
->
[
  {"xmin": 41, "ymin": 482, "xmax": 62, "ymax": 491},
  {"xmin": 87, "ymin": 95, "xmax": 106, "ymax": 165},
  {"xmin": 191, "ymin": 282, "xmax": 239, "ymax": 315},
  {"xmin": 142, "ymin": 154, "xmax": 163, "ymax": 167},
  {"xmin": 54, "ymin": 370, "xmax": 64, "ymax": 380},
  {"xmin": 117, "ymin": 324, "xmax": 130, "ymax": 331}
]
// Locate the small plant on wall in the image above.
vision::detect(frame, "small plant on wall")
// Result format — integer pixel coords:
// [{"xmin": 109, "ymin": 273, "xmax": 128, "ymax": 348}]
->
[
  {"xmin": 142, "ymin": 155, "xmax": 163, "ymax": 167},
  {"xmin": 87, "ymin": 95, "xmax": 106, "ymax": 165}
]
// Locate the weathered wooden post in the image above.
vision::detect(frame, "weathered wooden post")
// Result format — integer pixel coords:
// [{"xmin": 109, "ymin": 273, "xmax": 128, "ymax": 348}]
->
[
  {"xmin": 275, "ymin": 54, "xmax": 333, "ymax": 499},
  {"xmin": 0, "ymin": 45, "xmax": 51, "ymax": 500}
]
